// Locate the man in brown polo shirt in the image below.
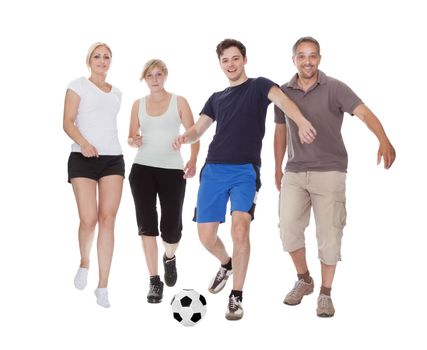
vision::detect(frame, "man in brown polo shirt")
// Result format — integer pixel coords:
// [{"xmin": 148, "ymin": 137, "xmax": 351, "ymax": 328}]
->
[{"xmin": 274, "ymin": 36, "xmax": 396, "ymax": 317}]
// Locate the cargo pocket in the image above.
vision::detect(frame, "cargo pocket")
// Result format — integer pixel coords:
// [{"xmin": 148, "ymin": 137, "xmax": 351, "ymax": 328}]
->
[{"xmin": 333, "ymin": 201, "xmax": 347, "ymax": 229}]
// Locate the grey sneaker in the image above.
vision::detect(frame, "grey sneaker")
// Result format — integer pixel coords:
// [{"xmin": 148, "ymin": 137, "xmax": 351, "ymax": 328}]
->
[
  {"xmin": 147, "ymin": 280, "xmax": 164, "ymax": 303},
  {"xmin": 208, "ymin": 267, "xmax": 232, "ymax": 294},
  {"xmin": 163, "ymin": 254, "xmax": 177, "ymax": 287},
  {"xmin": 283, "ymin": 278, "xmax": 314, "ymax": 305},
  {"xmin": 225, "ymin": 295, "xmax": 244, "ymax": 320},
  {"xmin": 317, "ymin": 294, "xmax": 335, "ymax": 317}
]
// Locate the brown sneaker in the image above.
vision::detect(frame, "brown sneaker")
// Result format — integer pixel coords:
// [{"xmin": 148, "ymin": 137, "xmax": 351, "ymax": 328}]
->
[
  {"xmin": 283, "ymin": 278, "xmax": 314, "ymax": 305},
  {"xmin": 316, "ymin": 294, "xmax": 335, "ymax": 317}
]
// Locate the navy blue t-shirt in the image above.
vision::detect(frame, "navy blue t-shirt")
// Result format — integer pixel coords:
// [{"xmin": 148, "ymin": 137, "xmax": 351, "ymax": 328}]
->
[{"xmin": 200, "ymin": 77, "xmax": 275, "ymax": 167}]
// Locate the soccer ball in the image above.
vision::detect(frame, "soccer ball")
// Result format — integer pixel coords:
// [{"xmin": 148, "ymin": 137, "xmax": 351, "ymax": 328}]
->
[{"xmin": 170, "ymin": 289, "xmax": 207, "ymax": 326}]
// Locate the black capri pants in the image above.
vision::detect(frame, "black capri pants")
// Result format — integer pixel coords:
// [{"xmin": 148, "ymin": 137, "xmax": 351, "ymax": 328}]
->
[{"xmin": 129, "ymin": 163, "xmax": 186, "ymax": 244}]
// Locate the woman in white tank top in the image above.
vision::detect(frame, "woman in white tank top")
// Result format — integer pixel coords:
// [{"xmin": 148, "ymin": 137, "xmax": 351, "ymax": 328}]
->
[{"xmin": 128, "ymin": 59, "xmax": 199, "ymax": 303}]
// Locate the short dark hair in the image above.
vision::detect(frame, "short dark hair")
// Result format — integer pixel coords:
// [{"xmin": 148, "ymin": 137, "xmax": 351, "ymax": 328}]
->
[
  {"xmin": 216, "ymin": 39, "xmax": 246, "ymax": 59},
  {"xmin": 292, "ymin": 36, "xmax": 321, "ymax": 55}
]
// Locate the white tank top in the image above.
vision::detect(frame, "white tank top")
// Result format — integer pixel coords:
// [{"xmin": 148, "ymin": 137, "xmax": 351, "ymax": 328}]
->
[{"xmin": 134, "ymin": 94, "xmax": 184, "ymax": 169}]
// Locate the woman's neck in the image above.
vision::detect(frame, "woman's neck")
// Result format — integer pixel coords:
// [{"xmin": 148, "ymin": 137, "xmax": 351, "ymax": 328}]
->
[{"xmin": 149, "ymin": 89, "xmax": 169, "ymax": 102}]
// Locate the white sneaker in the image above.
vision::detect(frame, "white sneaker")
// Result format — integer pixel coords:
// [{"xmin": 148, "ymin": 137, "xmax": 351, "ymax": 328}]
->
[
  {"xmin": 208, "ymin": 267, "xmax": 232, "ymax": 294},
  {"xmin": 94, "ymin": 288, "xmax": 110, "ymax": 308},
  {"xmin": 74, "ymin": 267, "xmax": 88, "ymax": 290},
  {"xmin": 225, "ymin": 295, "xmax": 244, "ymax": 320}
]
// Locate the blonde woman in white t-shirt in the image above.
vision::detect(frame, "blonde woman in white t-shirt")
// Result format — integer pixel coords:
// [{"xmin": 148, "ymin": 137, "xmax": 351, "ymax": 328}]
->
[
  {"xmin": 128, "ymin": 59, "xmax": 200, "ymax": 303},
  {"xmin": 63, "ymin": 42, "xmax": 125, "ymax": 308}
]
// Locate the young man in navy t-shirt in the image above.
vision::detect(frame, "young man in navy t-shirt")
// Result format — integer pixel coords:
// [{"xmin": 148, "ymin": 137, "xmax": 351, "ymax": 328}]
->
[{"xmin": 173, "ymin": 38, "xmax": 316, "ymax": 320}]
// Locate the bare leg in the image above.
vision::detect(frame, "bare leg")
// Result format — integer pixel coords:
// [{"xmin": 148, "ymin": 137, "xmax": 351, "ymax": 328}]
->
[
  {"xmin": 71, "ymin": 178, "xmax": 98, "ymax": 268},
  {"xmin": 289, "ymin": 247, "xmax": 309, "ymax": 275},
  {"xmin": 142, "ymin": 235, "xmax": 158, "ymax": 276},
  {"xmin": 198, "ymin": 222, "xmax": 230, "ymax": 264},
  {"xmin": 230, "ymin": 211, "xmax": 251, "ymax": 291},
  {"xmin": 97, "ymin": 175, "xmax": 123, "ymax": 288},
  {"xmin": 320, "ymin": 262, "xmax": 336, "ymax": 289}
]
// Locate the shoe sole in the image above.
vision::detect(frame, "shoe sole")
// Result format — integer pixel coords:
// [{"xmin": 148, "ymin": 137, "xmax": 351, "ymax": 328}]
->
[
  {"xmin": 283, "ymin": 288, "xmax": 314, "ymax": 306},
  {"xmin": 225, "ymin": 314, "xmax": 243, "ymax": 321},
  {"xmin": 208, "ymin": 285, "xmax": 225, "ymax": 294},
  {"xmin": 317, "ymin": 311, "xmax": 334, "ymax": 318},
  {"xmin": 147, "ymin": 299, "xmax": 162, "ymax": 304}
]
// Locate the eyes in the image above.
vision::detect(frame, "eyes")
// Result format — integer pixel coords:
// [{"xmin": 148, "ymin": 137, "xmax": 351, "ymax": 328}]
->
[
  {"xmin": 221, "ymin": 56, "xmax": 241, "ymax": 64},
  {"xmin": 146, "ymin": 72, "xmax": 164, "ymax": 79},
  {"xmin": 296, "ymin": 54, "xmax": 319, "ymax": 61},
  {"xmin": 92, "ymin": 54, "xmax": 111, "ymax": 60}
]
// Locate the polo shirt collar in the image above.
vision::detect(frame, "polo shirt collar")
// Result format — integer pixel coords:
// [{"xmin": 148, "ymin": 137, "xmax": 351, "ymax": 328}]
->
[{"xmin": 286, "ymin": 70, "xmax": 327, "ymax": 91}]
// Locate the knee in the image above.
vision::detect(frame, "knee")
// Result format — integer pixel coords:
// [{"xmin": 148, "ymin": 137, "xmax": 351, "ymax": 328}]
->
[
  {"xmin": 79, "ymin": 216, "xmax": 97, "ymax": 232},
  {"xmin": 98, "ymin": 212, "xmax": 117, "ymax": 228},
  {"xmin": 198, "ymin": 231, "xmax": 216, "ymax": 249},
  {"xmin": 231, "ymin": 223, "xmax": 249, "ymax": 246}
]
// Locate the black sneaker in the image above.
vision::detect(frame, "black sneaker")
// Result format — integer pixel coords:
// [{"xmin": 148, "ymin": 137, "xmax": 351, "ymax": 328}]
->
[
  {"xmin": 225, "ymin": 295, "xmax": 244, "ymax": 320},
  {"xmin": 147, "ymin": 279, "xmax": 164, "ymax": 303},
  {"xmin": 163, "ymin": 254, "xmax": 177, "ymax": 287}
]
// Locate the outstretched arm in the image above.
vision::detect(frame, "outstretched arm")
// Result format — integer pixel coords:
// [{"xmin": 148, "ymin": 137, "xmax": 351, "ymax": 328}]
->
[
  {"xmin": 274, "ymin": 123, "xmax": 287, "ymax": 191},
  {"xmin": 268, "ymin": 85, "xmax": 316, "ymax": 144},
  {"xmin": 173, "ymin": 114, "xmax": 213, "ymax": 150},
  {"xmin": 178, "ymin": 96, "xmax": 200, "ymax": 179},
  {"xmin": 353, "ymin": 104, "xmax": 396, "ymax": 169}
]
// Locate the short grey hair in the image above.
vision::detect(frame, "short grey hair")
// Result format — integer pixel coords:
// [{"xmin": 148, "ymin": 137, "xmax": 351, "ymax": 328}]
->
[{"xmin": 292, "ymin": 37, "xmax": 320, "ymax": 55}]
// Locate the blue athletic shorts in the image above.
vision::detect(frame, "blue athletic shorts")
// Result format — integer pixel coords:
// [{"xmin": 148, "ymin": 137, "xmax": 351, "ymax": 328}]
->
[{"xmin": 194, "ymin": 163, "xmax": 261, "ymax": 223}]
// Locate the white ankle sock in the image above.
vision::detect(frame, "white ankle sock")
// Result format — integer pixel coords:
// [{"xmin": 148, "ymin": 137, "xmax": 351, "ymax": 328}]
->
[
  {"xmin": 94, "ymin": 288, "xmax": 110, "ymax": 308},
  {"xmin": 74, "ymin": 267, "xmax": 88, "ymax": 290}
]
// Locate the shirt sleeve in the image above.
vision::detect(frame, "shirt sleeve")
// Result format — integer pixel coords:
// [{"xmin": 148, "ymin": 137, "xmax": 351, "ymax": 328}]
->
[
  {"xmin": 274, "ymin": 104, "xmax": 286, "ymax": 124},
  {"xmin": 200, "ymin": 93, "xmax": 216, "ymax": 121},
  {"xmin": 257, "ymin": 77, "xmax": 277, "ymax": 106},
  {"xmin": 335, "ymin": 80, "xmax": 363, "ymax": 116},
  {"xmin": 67, "ymin": 77, "xmax": 84, "ymax": 97}
]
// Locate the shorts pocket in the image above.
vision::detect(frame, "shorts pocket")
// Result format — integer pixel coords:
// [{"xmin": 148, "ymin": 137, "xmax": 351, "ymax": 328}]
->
[{"xmin": 333, "ymin": 201, "xmax": 347, "ymax": 228}]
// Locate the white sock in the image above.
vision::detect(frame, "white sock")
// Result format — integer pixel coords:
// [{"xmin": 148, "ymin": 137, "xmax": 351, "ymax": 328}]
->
[
  {"xmin": 162, "ymin": 241, "xmax": 178, "ymax": 259},
  {"xmin": 94, "ymin": 288, "xmax": 110, "ymax": 308},
  {"xmin": 74, "ymin": 267, "xmax": 88, "ymax": 290}
]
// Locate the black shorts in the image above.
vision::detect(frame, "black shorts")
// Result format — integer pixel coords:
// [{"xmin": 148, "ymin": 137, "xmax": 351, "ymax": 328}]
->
[
  {"xmin": 67, "ymin": 152, "xmax": 125, "ymax": 183},
  {"xmin": 129, "ymin": 163, "xmax": 186, "ymax": 244}
]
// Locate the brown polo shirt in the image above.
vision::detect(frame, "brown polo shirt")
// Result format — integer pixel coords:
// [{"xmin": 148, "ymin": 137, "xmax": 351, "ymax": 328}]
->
[{"xmin": 274, "ymin": 70, "xmax": 363, "ymax": 172}]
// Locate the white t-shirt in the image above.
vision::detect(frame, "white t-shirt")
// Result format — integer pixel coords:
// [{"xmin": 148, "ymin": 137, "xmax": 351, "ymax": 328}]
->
[
  {"xmin": 67, "ymin": 77, "xmax": 122, "ymax": 155},
  {"xmin": 134, "ymin": 94, "xmax": 184, "ymax": 169}
]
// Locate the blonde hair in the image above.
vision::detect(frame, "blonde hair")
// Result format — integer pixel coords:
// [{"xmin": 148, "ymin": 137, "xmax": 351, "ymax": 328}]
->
[
  {"xmin": 140, "ymin": 59, "xmax": 168, "ymax": 81},
  {"xmin": 86, "ymin": 42, "xmax": 112, "ymax": 68}
]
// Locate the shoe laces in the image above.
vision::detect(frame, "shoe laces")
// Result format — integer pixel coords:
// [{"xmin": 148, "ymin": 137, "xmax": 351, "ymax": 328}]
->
[
  {"xmin": 165, "ymin": 258, "xmax": 176, "ymax": 270},
  {"xmin": 228, "ymin": 296, "xmax": 240, "ymax": 312},
  {"xmin": 215, "ymin": 268, "xmax": 226, "ymax": 282},
  {"xmin": 318, "ymin": 294, "xmax": 331, "ymax": 307},
  {"xmin": 149, "ymin": 283, "xmax": 161, "ymax": 294},
  {"xmin": 289, "ymin": 279, "xmax": 306, "ymax": 296}
]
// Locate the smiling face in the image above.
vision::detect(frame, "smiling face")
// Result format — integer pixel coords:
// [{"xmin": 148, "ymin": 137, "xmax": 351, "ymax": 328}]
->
[
  {"xmin": 293, "ymin": 41, "xmax": 321, "ymax": 80},
  {"xmin": 219, "ymin": 46, "xmax": 247, "ymax": 84},
  {"xmin": 88, "ymin": 45, "xmax": 111, "ymax": 75}
]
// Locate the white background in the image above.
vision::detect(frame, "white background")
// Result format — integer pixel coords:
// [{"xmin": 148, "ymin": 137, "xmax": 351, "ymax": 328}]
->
[{"xmin": 1, "ymin": 0, "xmax": 426, "ymax": 349}]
